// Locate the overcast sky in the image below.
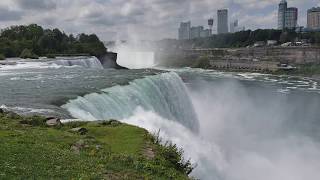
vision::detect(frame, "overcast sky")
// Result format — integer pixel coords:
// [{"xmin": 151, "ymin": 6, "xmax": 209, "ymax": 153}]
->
[{"xmin": 0, "ymin": 0, "xmax": 319, "ymax": 41}]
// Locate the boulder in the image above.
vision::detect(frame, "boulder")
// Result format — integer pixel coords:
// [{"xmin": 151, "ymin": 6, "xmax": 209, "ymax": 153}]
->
[
  {"xmin": 46, "ymin": 118, "xmax": 62, "ymax": 126},
  {"xmin": 69, "ymin": 127, "xmax": 88, "ymax": 135}
]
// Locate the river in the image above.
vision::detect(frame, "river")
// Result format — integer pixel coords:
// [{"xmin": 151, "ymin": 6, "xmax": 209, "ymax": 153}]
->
[{"xmin": 1, "ymin": 56, "xmax": 320, "ymax": 180}]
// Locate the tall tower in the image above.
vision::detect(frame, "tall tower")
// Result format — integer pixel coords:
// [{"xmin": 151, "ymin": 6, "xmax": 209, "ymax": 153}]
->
[
  {"xmin": 217, "ymin": 9, "xmax": 228, "ymax": 34},
  {"xmin": 208, "ymin": 18, "xmax": 214, "ymax": 35},
  {"xmin": 278, "ymin": 0, "xmax": 287, "ymax": 30}
]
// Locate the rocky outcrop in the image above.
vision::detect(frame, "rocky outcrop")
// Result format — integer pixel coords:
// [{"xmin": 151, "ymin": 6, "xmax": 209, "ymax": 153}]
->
[
  {"xmin": 98, "ymin": 52, "xmax": 128, "ymax": 69},
  {"xmin": 45, "ymin": 117, "xmax": 62, "ymax": 126}
]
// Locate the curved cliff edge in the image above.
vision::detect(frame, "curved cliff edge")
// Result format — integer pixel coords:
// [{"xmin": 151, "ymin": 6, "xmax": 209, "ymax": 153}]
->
[{"xmin": 98, "ymin": 52, "xmax": 128, "ymax": 69}]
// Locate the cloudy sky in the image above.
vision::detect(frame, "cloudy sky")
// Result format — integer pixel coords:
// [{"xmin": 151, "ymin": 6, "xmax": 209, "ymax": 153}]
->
[{"xmin": 0, "ymin": 0, "xmax": 319, "ymax": 41}]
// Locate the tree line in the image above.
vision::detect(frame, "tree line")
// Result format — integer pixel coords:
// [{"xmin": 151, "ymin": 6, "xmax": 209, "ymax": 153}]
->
[{"xmin": 0, "ymin": 24, "xmax": 107, "ymax": 59}]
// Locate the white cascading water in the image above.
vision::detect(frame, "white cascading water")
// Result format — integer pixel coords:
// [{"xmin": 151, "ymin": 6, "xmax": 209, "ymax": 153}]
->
[
  {"xmin": 63, "ymin": 72, "xmax": 199, "ymax": 131},
  {"xmin": 52, "ymin": 57, "xmax": 104, "ymax": 69}
]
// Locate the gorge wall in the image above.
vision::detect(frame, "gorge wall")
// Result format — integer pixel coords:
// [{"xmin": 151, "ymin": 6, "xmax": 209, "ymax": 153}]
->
[{"xmin": 155, "ymin": 47, "xmax": 320, "ymax": 72}]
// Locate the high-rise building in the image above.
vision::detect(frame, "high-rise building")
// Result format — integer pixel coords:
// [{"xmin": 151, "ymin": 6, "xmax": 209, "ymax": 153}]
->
[
  {"xmin": 178, "ymin": 21, "xmax": 191, "ymax": 40},
  {"xmin": 285, "ymin": 7, "xmax": 298, "ymax": 29},
  {"xmin": 200, "ymin": 29, "xmax": 211, "ymax": 38},
  {"xmin": 230, "ymin": 20, "xmax": 238, "ymax": 33},
  {"xmin": 217, "ymin": 9, "xmax": 228, "ymax": 34},
  {"xmin": 208, "ymin": 18, "xmax": 214, "ymax": 35},
  {"xmin": 278, "ymin": 0, "xmax": 287, "ymax": 29},
  {"xmin": 230, "ymin": 20, "xmax": 245, "ymax": 33},
  {"xmin": 278, "ymin": 0, "xmax": 298, "ymax": 30},
  {"xmin": 307, "ymin": 7, "xmax": 320, "ymax": 30},
  {"xmin": 190, "ymin": 26, "xmax": 203, "ymax": 39}
]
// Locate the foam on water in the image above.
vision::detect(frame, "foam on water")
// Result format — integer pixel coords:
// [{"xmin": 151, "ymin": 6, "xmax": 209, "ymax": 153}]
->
[
  {"xmin": 51, "ymin": 57, "xmax": 103, "ymax": 69},
  {"xmin": 63, "ymin": 72, "xmax": 199, "ymax": 132}
]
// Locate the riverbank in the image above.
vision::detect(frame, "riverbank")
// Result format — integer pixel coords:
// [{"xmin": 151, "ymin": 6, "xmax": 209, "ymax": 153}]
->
[{"xmin": 0, "ymin": 110, "xmax": 193, "ymax": 179}]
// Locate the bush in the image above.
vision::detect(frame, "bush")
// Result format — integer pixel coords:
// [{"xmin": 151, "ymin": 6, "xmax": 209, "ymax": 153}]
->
[
  {"xmin": 0, "ymin": 54, "xmax": 5, "ymax": 60},
  {"xmin": 151, "ymin": 131, "xmax": 195, "ymax": 175},
  {"xmin": 19, "ymin": 116, "xmax": 47, "ymax": 127},
  {"xmin": 19, "ymin": 49, "xmax": 39, "ymax": 59}
]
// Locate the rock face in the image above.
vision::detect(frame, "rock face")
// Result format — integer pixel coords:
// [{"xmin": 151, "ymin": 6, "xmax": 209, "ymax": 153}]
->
[
  {"xmin": 155, "ymin": 47, "xmax": 320, "ymax": 71},
  {"xmin": 98, "ymin": 52, "xmax": 128, "ymax": 69}
]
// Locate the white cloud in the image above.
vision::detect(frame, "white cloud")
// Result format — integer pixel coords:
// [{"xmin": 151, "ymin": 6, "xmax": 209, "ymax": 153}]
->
[{"xmin": 0, "ymin": 0, "xmax": 318, "ymax": 40}]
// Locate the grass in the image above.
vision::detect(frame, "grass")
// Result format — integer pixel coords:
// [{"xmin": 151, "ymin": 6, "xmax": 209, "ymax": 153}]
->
[{"xmin": 0, "ymin": 111, "xmax": 192, "ymax": 179}]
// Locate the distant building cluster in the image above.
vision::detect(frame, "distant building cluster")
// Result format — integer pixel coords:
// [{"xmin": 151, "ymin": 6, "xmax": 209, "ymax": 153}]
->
[
  {"xmin": 178, "ymin": 0, "xmax": 320, "ymax": 39},
  {"xmin": 278, "ymin": 0, "xmax": 298, "ymax": 30},
  {"xmin": 277, "ymin": 0, "xmax": 320, "ymax": 32},
  {"xmin": 178, "ymin": 9, "xmax": 244, "ymax": 40},
  {"xmin": 178, "ymin": 21, "xmax": 212, "ymax": 40}
]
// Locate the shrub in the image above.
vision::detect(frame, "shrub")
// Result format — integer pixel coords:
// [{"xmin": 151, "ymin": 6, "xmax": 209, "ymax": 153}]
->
[
  {"xmin": 151, "ymin": 131, "xmax": 195, "ymax": 175},
  {"xmin": 19, "ymin": 49, "xmax": 39, "ymax": 59},
  {"xmin": 19, "ymin": 116, "xmax": 47, "ymax": 126},
  {"xmin": 0, "ymin": 54, "xmax": 5, "ymax": 60}
]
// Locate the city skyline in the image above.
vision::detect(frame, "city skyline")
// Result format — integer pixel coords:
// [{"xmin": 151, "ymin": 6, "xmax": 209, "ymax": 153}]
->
[{"xmin": 0, "ymin": 0, "xmax": 319, "ymax": 41}]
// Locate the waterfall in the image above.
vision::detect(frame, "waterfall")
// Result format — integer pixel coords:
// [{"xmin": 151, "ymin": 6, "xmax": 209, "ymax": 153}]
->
[
  {"xmin": 52, "ymin": 57, "xmax": 104, "ymax": 69},
  {"xmin": 62, "ymin": 72, "xmax": 199, "ymax": 132}
]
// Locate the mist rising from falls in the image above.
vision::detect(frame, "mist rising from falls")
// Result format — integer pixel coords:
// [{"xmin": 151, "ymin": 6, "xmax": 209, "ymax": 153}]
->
[
  {"xmin": 52, "ymin": 57, "xmax": 103, "ymax": 69},
  {"xmin": 112, "ymin": 43, "xmax": 155, "ymax": 69},
  {"xmin": 63, "ymin": 72, "xmax": 199, "ymax": 132}
]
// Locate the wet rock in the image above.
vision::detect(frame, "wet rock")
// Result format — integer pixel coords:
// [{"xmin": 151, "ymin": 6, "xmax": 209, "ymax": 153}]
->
[
  {"xmin": 46, "ymin": 118, "xmax": 61, "ymax": 126},
  {"xmin": 69, "ymin": 127, "xmax": 88, "ymax": 135},
  {"xmin": 0, "ymin": 108, "xmax": 4, "ymax": 114}
]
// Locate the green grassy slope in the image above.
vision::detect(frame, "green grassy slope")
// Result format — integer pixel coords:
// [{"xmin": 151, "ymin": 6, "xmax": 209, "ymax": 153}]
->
[{"xmin": 0, "ymin": 111, "xmax": 192, "ymax": 179}]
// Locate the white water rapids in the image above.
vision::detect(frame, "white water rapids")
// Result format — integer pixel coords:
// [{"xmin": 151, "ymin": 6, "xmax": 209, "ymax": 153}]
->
[{"xmin": 52, "ymin": 57, "xmax": 103, "ymax": 69}]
